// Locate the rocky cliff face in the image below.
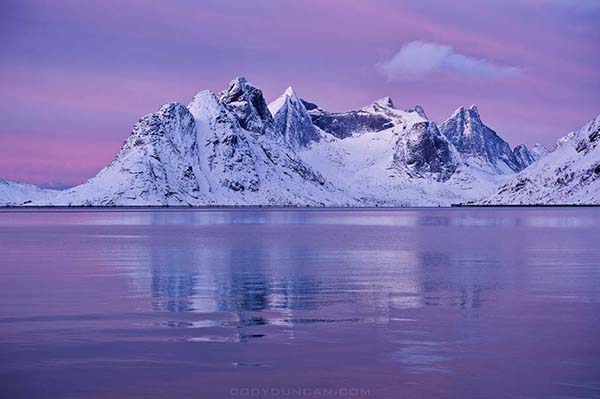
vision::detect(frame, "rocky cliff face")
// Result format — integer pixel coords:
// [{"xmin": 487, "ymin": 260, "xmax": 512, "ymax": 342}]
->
[
  {"xmin": 392, "ymin": 121, "xmax": 458, "ymax": 182},
  {"xmin": 268, "ymin": 87, "xmax": 320, "ymax": 149},
  {"xmin": 305, "ymin": 99, "xmax": 394, "ymax": 139},
  {"xmin": 513, "ymin": 143, "xmax": 549, "ymax": 170}
]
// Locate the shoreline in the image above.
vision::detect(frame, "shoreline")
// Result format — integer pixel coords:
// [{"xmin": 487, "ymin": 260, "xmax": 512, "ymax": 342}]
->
[{"xmin": 0, "ymin": 204, "xmax": 599, "ymax": 212}]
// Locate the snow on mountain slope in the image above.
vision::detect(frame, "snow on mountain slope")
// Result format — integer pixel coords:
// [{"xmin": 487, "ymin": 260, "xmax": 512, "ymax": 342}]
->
[
  {"xmin": 300, "ymin": 99, "xmax": 504, "ymax": 206},
  {"xmin": 483, "ymin": 114, "xmax": 600, "ymax": 205},
  {"xmin": 531, "ymin": 143, "xmax": 550, "ymax": 159},
  {"xmin": 186, "ymin": 85, "xmax": 344, "ymax": 205},
  {"xmin": 440, "ymin": 105, "xmax": 521, "ymax": 173},
  {"xmin": 382, "ymin": 103, "xmax": 459, "ymax": 182},
  {"xmin": 0, "ymin": 180, "xmax": 56, "ymax": 206}
]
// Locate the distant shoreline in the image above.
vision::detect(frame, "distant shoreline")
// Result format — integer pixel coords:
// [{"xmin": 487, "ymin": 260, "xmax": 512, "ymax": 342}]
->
[{"xmin": 0, "ymin": 204, "xmax": 598, "ymax": 211}]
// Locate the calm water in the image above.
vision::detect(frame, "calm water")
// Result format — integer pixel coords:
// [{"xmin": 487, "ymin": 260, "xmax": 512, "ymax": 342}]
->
[{"xmin": 0, "ymin": 208, "xmax": 599, "ymax": 399}]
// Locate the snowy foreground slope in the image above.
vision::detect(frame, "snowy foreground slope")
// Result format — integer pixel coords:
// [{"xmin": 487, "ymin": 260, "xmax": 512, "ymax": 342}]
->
[
  {"xmin": 483, "ymin": 115, "xmax": 600, "ymax": 205},
  {"xmin": 0, "ymin": 77, "xmax": 596, "ymax": 206}
]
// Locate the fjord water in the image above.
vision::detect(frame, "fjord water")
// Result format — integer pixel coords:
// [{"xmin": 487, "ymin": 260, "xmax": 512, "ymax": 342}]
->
[{"xmin": 0, "ymin": 208, "xmax": 599, "ymax": 398}]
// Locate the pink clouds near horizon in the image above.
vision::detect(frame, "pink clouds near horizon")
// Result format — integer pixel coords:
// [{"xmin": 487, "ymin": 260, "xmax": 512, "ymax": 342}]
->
[{"xmin": 0, "ymin": 0, "xmax": 598, "ymax": 186}]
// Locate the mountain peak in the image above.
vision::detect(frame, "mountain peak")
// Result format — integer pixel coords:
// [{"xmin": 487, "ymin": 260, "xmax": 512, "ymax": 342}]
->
[
  {"xmin": 467, "ymin": 105, "xmax": 481, "ymax": 122},
  {"xmin": 221, "ymin": 76, "xmax": 255, "ymax": 102},
  {"xmin": 441, "ymin": 104, "xmax": 520, "ymax": 173},
  {"xmin": 269, "ymin": 86, "xmax": 319, "ymax": 148},
  {"xmin": 374, "ymin": 96, "xmax": 395, "ymax": 108},
  {"xmin": 451, "ymin": 105, "xmax": 481, "ymax": 121},
  {"xmin": 219, "ymin": 77, "xmax": 273, "ymax": 133},
  {"xmin": 284, "ymin": 86, "xmax": 296, "ymax": 97},
  {"xmin": 268, "ymin": 86, "xmax": 300, "ymax": 116},
  {"xmin": 406, "ymin": 105, "xmax": 428, "ymax": 119},
  {"xmin": 230, "ymin": 76, "xmax": 249, "ymax": 87}
]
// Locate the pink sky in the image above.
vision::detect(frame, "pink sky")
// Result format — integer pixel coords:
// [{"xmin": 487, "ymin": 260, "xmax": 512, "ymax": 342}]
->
[{"xmin": 1, "ymin": 0, "xmax": 599, "ymax": 186}]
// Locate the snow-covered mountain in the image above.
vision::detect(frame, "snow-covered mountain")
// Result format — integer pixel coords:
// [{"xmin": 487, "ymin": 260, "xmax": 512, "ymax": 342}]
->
[
  {"xmin": 301, "ymin": 98, "xmax": 450, "ymax": 205},
  {"xmin": 483, "ymin": 115, "xmax": 600, "ymax": 205},
  {"xmin": 47, "ymin": 78, "xmax": 342, "ymax": 206},
  {"xmin": 439, "ymin": 105, "xmax": 522, "ymax": 174},
  {"xmin": 1, "ymin": 77, "xmax": 597, "ymax": 206},
  {"xmin": 295, "ymin": 96, "xmax": 510, "ymax": 205}
]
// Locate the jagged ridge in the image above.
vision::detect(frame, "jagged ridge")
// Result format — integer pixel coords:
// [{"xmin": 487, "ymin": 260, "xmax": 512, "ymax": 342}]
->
[{"xmin": 1, "ymin": 77, "xmax": 596, "ymax": 206}]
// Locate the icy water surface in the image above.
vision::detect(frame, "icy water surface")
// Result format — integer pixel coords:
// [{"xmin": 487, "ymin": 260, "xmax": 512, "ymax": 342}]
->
[{"xmin": 0, "ymin": 208, "xmax": 599, "ymax": 398}]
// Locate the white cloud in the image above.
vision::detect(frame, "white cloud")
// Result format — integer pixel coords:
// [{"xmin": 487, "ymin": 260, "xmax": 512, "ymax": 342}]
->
[{"xmin": 377, "ymin": 41, "xmax": 521, "ymax": 80}]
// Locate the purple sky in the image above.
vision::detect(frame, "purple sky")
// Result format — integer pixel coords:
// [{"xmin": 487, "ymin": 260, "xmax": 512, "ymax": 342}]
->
[{"xmin": 1, "ymin": 0, "xmax": 599, "ymax": 187}]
